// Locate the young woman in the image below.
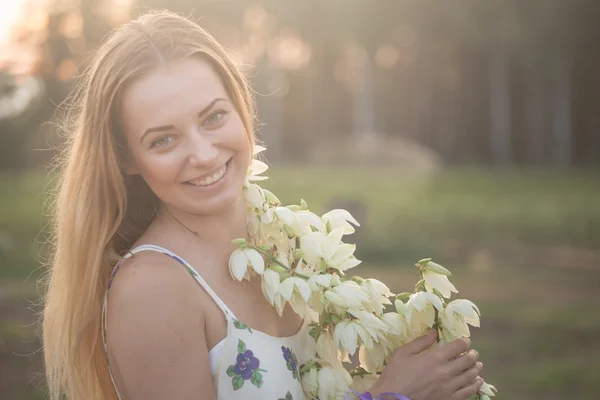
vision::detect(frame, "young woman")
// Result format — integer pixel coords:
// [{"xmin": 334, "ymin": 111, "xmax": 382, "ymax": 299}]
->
[{"xmin": 42, "ymin": 10, "xmax": 483, "ymax": 400}]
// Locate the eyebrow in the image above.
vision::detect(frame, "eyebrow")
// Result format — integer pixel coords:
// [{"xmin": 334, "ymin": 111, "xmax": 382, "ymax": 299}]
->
[{"xmin": 139, "ymin": 97, "xmax": 228, "ymax": 143}]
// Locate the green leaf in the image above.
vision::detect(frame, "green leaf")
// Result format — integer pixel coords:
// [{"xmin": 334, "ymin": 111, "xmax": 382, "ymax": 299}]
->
[
  {"xmin": 232, "ymin": 375, "xmax": 244, "ymax": 391},
  {"xmin": 231, "ymin": 238, "xmax": 247, "ymax": 245},
  {"xmin": 396, "ymin": 292, "xmax": 411, "ymax": 300},
  {"xmin": 286, "ymin": 391, "xmax": 293, "ymax": 400},
  {"xmin": 233, "ymin": 320, "xmax": 252, "ymax": 332},
  {"xmin": 417, "ymin": 258, "xmax": 432, "ymax": 266},
  {"xmin": 424, "ymin": 261, "xmax": 453, "ymax": 276},
  {"xmin": 226, "ymin": 365, "xmax": 235, "ymax": 377},
  {"xmin": 300, "ymin": 199, "xmax": 308, "ymax": 209},
  {"xmin": 237, "ymin": 339, "xmax": 246, "ymax": 354},
  {"xmin": 251, "ymin": 370, "xmax": 264, "ymax": 388}
]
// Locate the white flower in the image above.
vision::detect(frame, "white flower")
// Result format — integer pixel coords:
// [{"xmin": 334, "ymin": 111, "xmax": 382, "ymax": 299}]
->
[
  {"xmin": 324, "ymin": 281, "xmax": 371, "ymax": 310},
  {"xmin": 253, "ymin": 144, "xmax": 267, "ymax": 155},
  {"xmin": 296, "ymin": 210, "xmax": 326, "ymax": 233},
  {"xmin": 381, "ymin": 312, "xmax": 408, "ymax": 337},
  {"xmin": 328, "ymin": 243, "xmax": 359, "ymax": 271},
  {"xmin": 261, "ymin": 268, "xmax": 280, "ymax": 305},
  {"xmin": 299, "ymin": 227, "xmax": 361, "ymax": 271},
  {"xmin": 440, "ymin": 299, "xmax": 480, "ymax": 340},
  {"xmin": 302, "ymin": 366, "xmax": 319, "ymax": 399},
  {"xmin": 480, "ymin": 381, "xmax": 497, "ymax": 398},
  {"xmin": 358, "ymin": 342, "xmax": 387, "ymax": 373},
  {"xmin": 317, "ymin": 365, "xmax": 352, "ymax": 400},
  {"xmin": 348, "ymin": 310, "xmax": 390, "ymax": 343},
  {"xmin": 361, "ymin": 279, "xmax": 394, "ymax": 315},
  {"xmin": 350, "ymin": 373, "xmax": 378, "ymax": 394},
  {"xmin": 333, "ymin": 257, "xmax": 362, "ymax": 271},
  {"xmin": 295, "ymin": 258, "xmax": 319, "ymax": 279},
  {"xmin": 299, "ymin": 232, "xmax": 327, "ymax": 266},
  {"xmin": 308, "ymin": 273, "xmax": 334, "ymax": 291},
  {"xmin": 289, "ymin": 291, "xmax": 309, "ymax": 317},
  {"xmin": 316, "ymin": 331, "xmax": 340, "ymax": 366},
  {"xmin": 280, "ymin": 276, "xmax": 312, "ymax": 303},
  {"xmin": 229, "ymin": 248, "xmax": 265, "ymax": 281},
  {"xmin": 274, "ymin": 206, "xmax": 307, "ymax": 237},
  {"xmin": 423, "ymin": 269, "xmax": 458, "ymax": 299},
  {"xmin": 408, "ymin": 291, "xmax": 443, "ymax": 311},
  {"xmin": 334, "ymin": 319, "xmax": 373, "ymax": 355},
  {"xmin": 246, "ymin": 158, "xmax": 269, "ymax": 181},
  {"xmin": 244, "ymin": 184, "xmax": 265, "ymax": 209},
  {"xmin": 322, "ymin": 209, "xmax": 360, "ymax": 235},
  {"xmin": 405, "ymin": 292, "xmax": 443, "ymax": 334}
]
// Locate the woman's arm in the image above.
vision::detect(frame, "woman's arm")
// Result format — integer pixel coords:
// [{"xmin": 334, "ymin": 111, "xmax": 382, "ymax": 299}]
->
[{"xmin": 105, "ymin": 253, "xmax": 216, "ymax": 400}]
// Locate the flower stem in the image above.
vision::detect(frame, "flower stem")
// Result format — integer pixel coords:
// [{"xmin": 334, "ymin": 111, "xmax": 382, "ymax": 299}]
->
[
  {"xmin": 247, "ymin": 244, "xmax": 311, "ymax": 280},
  {"xmin": 349, "ymin": 368, "xmax": 382, "ymax": 378}
]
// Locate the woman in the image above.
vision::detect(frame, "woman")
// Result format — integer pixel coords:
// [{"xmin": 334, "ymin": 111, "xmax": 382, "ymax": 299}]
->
[{"xmin": 42, "ymin": 10, "xmax": 483, "ymax": 400}]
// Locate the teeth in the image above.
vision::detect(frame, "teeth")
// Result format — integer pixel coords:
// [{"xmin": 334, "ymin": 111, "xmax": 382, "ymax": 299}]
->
[{"xmin": 188, "ymin": 163, "xmax": 228, "ymax": 187}]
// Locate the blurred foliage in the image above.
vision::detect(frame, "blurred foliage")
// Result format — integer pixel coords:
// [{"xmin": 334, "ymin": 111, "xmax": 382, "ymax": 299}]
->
[{"xmin": 1, "ymin": 168, "xmax": 599, "ymax": 399}]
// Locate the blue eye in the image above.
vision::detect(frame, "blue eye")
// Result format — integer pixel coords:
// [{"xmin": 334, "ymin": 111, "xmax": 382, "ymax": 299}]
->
[{"xmin": 150, "ymin": 136, "xmax": 173, "ymax": 148}]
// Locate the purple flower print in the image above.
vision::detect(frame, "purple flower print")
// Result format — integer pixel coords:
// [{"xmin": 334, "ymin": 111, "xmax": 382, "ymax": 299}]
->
[
  {"xmin": 281, "ymin": 346, "xmax": 299, "ymax": 380},
  {"xmin": 234, "ymin": 349, "xmax": 260, "ymax": 379},
  {"xmin": 226, "ymin": 340, "xmax": 266, "ymax": 390}
]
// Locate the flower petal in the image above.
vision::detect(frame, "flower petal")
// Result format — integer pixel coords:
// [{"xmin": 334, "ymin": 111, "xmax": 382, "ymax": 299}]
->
[
  {"xmin": 294, "ymin": 277, "xmax": 312, "ymax": 303},
  {"xmin": 245, "ymin": 248, "xmax": 265, "ymax": 275},
  {"xmin": 229, "ymin": 248, "xmax": 249, "ymax": 281},
  {"xmin": 279, "ymin": 277, "xmax": 295, "ymax": 301}
]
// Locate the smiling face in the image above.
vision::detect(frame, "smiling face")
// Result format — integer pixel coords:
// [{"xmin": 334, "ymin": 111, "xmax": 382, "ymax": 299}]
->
[{"xmin": 121, "ymin": 57, "xmax": 252, "ymax": 216}]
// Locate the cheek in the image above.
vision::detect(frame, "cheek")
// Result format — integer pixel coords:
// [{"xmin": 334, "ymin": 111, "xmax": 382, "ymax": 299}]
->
[
  {"xmin": 135, "ymin": 152, "xmax": 184, "ymax": 185},
  {"xmin": 226, "ymin": 115, "xmax": 252, "ymax": 161}
]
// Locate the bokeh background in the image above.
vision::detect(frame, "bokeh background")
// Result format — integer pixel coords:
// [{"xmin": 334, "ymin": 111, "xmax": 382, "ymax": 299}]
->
[{"xmin": 1, "ymin": 0, "xmax": 599, "ymax": 399}]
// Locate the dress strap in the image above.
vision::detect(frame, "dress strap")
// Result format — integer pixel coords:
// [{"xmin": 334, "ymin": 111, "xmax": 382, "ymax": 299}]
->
[{"xmin": 123, "ymin": 244, "xmax": 237, "ymax": 319}]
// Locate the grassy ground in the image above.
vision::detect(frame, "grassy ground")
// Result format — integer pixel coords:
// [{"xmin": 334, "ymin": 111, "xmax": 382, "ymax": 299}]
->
[{"xmin": 1, "ymin": 167, "xmax": 599, "ymax": 399}]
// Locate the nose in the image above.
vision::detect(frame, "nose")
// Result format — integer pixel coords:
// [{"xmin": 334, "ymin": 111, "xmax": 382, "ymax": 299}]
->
[{"xmin": 186, "ymin": 130, "xmax": 218, "ymax": 167}]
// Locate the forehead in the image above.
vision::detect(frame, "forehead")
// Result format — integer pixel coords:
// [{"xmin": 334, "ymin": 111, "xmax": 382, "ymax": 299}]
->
[{"xmin": 121, "ymin": 58, "xmax": 229, "ymax": 134}]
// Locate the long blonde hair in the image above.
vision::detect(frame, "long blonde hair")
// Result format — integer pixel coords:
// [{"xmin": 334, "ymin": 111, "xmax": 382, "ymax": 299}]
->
[{"xmin": 42, "ymin": 10, "xmax": 256, "ymax": 400}]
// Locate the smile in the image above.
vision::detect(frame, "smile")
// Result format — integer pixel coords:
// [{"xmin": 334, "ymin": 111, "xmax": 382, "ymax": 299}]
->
[{"xmin": 185, "ymin": 158, "xmax": 231, "ymax": 187}]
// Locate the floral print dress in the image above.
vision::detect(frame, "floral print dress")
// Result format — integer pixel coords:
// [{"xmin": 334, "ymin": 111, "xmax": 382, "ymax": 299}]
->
[{"xmin": 102, "ymin": 244, "xmax": 316, "ymax": 400}]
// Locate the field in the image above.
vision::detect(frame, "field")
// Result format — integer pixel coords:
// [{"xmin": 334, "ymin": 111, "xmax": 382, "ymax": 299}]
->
[{"xmin": 1, "ymin": 167, "xmax": 599, "ymax": 399}]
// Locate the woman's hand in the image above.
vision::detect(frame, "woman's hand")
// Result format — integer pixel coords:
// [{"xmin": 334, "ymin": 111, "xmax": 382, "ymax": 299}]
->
[{"xmin": 368, "ymin": 330, "xmax": 484, "ymax": 400}]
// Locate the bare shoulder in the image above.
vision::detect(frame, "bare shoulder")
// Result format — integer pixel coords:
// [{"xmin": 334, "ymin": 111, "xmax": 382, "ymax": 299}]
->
[
  {"xmin": 107, "ymin": 251, "xmax": 206, "ymax": 325},
  {"xmin": 105, "ymin": 251, "xmax": 215, "ymax": 400}
]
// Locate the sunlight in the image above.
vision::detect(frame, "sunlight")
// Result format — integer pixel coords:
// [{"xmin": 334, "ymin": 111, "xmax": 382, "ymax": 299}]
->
[{"xmin": 0, "ymin": 0, "xmax": 26, "ymax": 45}]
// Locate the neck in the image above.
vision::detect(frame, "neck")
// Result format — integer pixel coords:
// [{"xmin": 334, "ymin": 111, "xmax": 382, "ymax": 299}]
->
[{"xmin": 158, "ymin": 195, "xmax": 248, "ymax": 250}]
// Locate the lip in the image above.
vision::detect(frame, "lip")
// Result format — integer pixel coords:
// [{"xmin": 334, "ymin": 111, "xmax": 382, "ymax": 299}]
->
[
  {"xmin": 184, "ymin": 158, "xmax": 232, "ymax": 184},
  {"xmin": 183, "ymin": 157, "xmax": 233, "ymax": 190}
]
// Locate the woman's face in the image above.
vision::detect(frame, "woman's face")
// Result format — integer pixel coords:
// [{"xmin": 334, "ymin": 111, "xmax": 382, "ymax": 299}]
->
[{"xmin": 121, "ymin": 58, "xmax": 251, "ymax": 216}]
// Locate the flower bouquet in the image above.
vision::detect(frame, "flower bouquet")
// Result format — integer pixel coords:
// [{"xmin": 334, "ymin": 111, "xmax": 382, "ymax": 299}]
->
[{"xmin": 229, "ymin": 146, "xmax": 497, "ymax": 400}]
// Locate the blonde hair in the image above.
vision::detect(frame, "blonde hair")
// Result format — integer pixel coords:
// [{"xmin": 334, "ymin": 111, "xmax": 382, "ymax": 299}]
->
[{"xmin": 42, "ymin": 10, "xmax": 256, "ymax": 400}]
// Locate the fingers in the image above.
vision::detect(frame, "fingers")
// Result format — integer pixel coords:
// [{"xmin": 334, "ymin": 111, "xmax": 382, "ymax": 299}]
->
[
  {"xmin": 437, "ymin": 337, "xmax": 470, "ymax": 360},
  {"xmin": 450, "ymin": 362, "xmax": 483, "ymax": 391},
  {"xmin": 448, "ymin": 350, "xmax": 478, "ymax": 375},
  {"xmin": 452, "ymin": 376, "xmax": 484, "ymax": 400},
  {"xmin": 404, "ymin": 329, "xmax": 438, "ymax": 355}
]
